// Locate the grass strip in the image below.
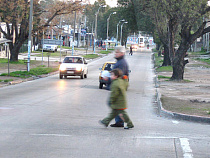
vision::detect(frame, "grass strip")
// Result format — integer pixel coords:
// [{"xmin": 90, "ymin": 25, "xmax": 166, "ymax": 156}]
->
[
  {"xmin": 0, "ymin": 65, "xmax": 58, "ymax": 78},
  {"xmin": 158, "ymin": 75, "xmax": 171, "ymax": 79},
  {"xmin": 156, "ymin": 66, "xmax": 173, "ymax": 72},
  {"xmin": 98, "ymin": 50, "xmax": 112, "ymax": 54},
  {"xmin": 154, "ymin": 53, "xmax": 164, "ymax": 67},
  {"xmin": 82, "ymin": 54, "xmax": 99, "ymax": 59},
  {"xmin": 196, "ymin": 58, "xmax": 210, "ymax": 65}
]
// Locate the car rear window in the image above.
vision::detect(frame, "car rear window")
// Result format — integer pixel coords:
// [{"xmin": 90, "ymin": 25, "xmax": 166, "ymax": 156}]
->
[
  {"xmin": 63, "ymin": 57, "xmax": 83, "ymax": 63},
  {"xmin": 104, "ymin": 63, "xmax": 115, "ymax": 71}
]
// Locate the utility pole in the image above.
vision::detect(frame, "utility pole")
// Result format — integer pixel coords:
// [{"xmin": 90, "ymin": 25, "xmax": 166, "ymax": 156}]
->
[
  {"xmin": 116, "ymin": 19, "xmax": 125, "ymax": 46},
  {"xmin": 72, "ymin": 11, "xmax": 76, "ymax": 55},
  {"xmin": 106, "ymin": 12, "xmax": 116, "ymax": 51},
  {"xmin": 27, "ymin": 0, "xmax": 33, "ymax": 72}
]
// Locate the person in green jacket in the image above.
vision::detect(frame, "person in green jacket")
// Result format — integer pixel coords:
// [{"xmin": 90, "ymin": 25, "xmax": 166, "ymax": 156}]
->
[{"xmin": 99, "ymin": 69, "xmax": 134, "ymax": 129}]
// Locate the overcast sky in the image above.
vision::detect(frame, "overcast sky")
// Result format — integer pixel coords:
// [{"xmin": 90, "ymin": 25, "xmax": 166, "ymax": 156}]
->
[{"xmin": 89, "ymin": 0, "xmax": 117, "ymax": 7}]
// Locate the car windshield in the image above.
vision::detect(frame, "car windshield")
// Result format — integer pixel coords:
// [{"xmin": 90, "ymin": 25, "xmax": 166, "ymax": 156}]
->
[
  {"xmin": 104, "ymin": 63, "xmax": 115, "ymax": 71},
  {"xmin": 63, "ymin": 57, "xmax": 83, "ymax": 64}
]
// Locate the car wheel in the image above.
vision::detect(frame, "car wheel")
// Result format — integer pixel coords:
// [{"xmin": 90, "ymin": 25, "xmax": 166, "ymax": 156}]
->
[
  {"xmin": 99, "ymin": 82, "xmax": 103, "ymax": 89},
  {"xmin": 80, "ymin": 73, "xmax": 84, "ymax": 79},
  {"xmin": 59, "ymin": 73, "xmax": 63, "ymax": 79},
  {"xmin": 84, "ymin": 74, "xmax": 87, "ymax": 78}
]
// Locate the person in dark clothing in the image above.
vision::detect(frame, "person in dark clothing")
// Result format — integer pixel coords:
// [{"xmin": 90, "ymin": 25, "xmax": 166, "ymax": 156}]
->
[
  {"xmin": 129, "ymin": 46, "xmax": 133, "ymax": 55},
  {"xmin": 104, "ymin": 64, "xmax": 112, "ymax": 71},
  {"xmin": 104, "ymin": 46, "xmax": 129, "ymax": 127}
]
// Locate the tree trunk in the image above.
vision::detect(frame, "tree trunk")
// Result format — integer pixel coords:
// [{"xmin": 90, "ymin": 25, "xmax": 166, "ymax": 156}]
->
[
  {"xmin": 9, "ymin": 42, "xmax": 24, "ymax": 61},
  {"xmin": 162, "ymin": 44, "xmax": 171, "ymax": 66},
  {"xmin": 171, "ymin": 54, "xmax": 184, "ymax": 80},
  {"xmin": 171, "ymin": 44, "xmax": 188, "ymax": 80},
  {"xmin": 168, "ymin": 18, "xmax": 177, "ymax": 65}
]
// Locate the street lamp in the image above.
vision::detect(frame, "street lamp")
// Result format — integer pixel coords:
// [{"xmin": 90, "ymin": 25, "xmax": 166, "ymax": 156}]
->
[
  {"xmin": 94, "ymin": 5, "xmax": 106, "ymax": 54},
  {"xmin": 116, "ymin": 19, "xmax": 125, "ymax": 46},
  {"xmin": 106, "ymin": 11, "xmax": 117, "ymax": 51},
  {"xmin": 120, "ymin": 21, "xmax": 128, "ymax": 46}
]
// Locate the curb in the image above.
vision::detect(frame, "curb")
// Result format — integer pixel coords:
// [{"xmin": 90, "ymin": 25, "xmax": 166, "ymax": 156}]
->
[{"xmin": 155, "ymin": 75, "xmax": 210, "ymax": 124}]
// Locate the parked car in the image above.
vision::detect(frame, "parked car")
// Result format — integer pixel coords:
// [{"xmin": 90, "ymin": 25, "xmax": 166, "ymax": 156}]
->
[
  {"xmin": 59, "ymin": 56, "xmax": 88, "ymax": 79},
  {"xmin": 99, "ymin": 61, "xmax": 116, "ymax": 89},
  {"xmin": 43, "ymin": 44, "xmax": 58, "ymax": 52}
]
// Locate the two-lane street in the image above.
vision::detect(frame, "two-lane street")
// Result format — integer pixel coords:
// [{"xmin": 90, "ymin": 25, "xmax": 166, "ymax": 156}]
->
[{"xmin": 0, "ymin": 48, "xmax": 209, "ymax": 158}]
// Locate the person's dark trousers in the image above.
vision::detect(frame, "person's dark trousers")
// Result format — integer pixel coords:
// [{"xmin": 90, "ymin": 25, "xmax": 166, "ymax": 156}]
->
[
  {"xmin": 102, "ymin": 109, "xmax": 133, "ymax": 127},
  {"xmin": 106, "ymin": 77, "xmax": 112, "ymax": 90},
  {"xmin": 115, "ymin": 115, "xmax": 124, "ymax": 126}
]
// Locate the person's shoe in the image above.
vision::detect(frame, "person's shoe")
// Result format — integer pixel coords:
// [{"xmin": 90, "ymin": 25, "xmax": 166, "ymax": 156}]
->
[
  {"xmin": 110, "ymin": 123, "xmax": 124, "ymax": 127},
  {"xmin": 99, "ymin": 120, "xmax": 108, "ymax": 127},
  {"xmin": 124, "ymin": 125, "xmax": 134, "ymax": 129}
]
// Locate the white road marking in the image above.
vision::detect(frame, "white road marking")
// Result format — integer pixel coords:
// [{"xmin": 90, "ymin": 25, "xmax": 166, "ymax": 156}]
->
[
  {"xmin": 0, "ymin": 107, "xmax": 14, "ymax": 110},
  {"xmin": 136, "ymin": 136, "xmax": 178, "ymax": 139},
  {"xmin": 30, "ymin": 134, "xmax": 71, "ymax": 137},
  {"xmin": 180, "ymin": 138, "xmax": 193, "ymax": 158},
  {"xmin": 172, "ymin": 120, "xmax": 179, "ymax": 124}
]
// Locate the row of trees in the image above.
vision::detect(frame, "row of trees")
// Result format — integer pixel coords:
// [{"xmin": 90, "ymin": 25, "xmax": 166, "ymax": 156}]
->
[
  {"xmin": 0, "ymin": 0, "xmax": 84, "ymax": 61},
  {"xmin": 0, "ymin": 0, "xmax": 140, "ymax": 61},
  {"xmin": 1, "ymin": 0, "xmax": 210, "ymax": 80},
  {"xmin": 83, "ymin": 0, "xmax": 139, "ymax": 43},
  {"xmin": 136, "ymin": 0, "xmax": 210, "ymax": 80}
]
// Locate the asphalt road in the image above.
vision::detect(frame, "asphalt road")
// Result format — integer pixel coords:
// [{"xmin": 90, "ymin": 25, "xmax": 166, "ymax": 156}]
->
[{"xmin": 0, "ymin": 48, "xmax": 209, "ymax": 158}]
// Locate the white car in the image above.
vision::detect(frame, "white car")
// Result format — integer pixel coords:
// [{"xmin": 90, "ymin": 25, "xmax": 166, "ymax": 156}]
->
[
  {"xmin": 43, "ymin": 44, "xmax": 58, "ymax": 52},
  {"xmin": 59, "ymin": 56, "xmax": 88, "ymax": 79}
]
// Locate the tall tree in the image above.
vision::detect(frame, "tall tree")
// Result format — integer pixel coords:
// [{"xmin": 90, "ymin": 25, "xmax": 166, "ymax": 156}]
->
[
  {"xmin": 147, "ymin": 0, "xmax": 172, "ymax": 66},
  {"xmin": 131, "ymin": 0, "xmax": 154, "ymax": 33},
  {"xmin": 0, "ymin": 0, "xmax": 83, "ymax": 61},
  {"xmin": 168, "ymin": 0, "xmax": 210, "ymax": 80},
  {"xmin": 144, "ymin": 0, "xmax": 210, "ymax": 80}
]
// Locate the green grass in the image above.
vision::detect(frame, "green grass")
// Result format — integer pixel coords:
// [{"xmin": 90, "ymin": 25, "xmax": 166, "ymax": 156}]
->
[
  {"xmin": 82, "ymin": 54, "xmax": 99, "ymax": 59},
  {"xmin": 152, "ymin": 48, "xmax": 158, "ymax": 52},
  {"xmin": 58, "ymin": 46, "xmax": 71, "ymax": 49},
  {"xmin": 179, "ymin": 106, "xmax": 196, "ymax": 111},
  {"xmin": 183, "ymin": 79, "xmax": 193, "ymax": 82},
  {"xmin": 188, "ymin": 51, "xmax": 206, "ymax": 55},
  {"xmin": 0, "ymin": 79, "xmax": 13, "ymax": 82},
  {"xmin": 0, "ymin": 79, "xmax": 14, "ymax": 82},
  {"xmin": 158, "ymin": 75, "xmax": 171, "ymax": 79},
  {"xmin": 196, "ymin": 58, "xmax": 210, "ymax": 64},
  {"xmin": 3, "ymin": 79, "xmax": 13, "ymax": 82},
  {"xmin": 154, "ymin": 52, "xmax": 164, "ymax": 67},
  {"xmin": 98, "ymin": 50, "xmax": 112, "ymax": 54},
  {"xmin": 156, "ymin": 66, "xmax": 173, "ymax": 72},
  {"xmin": 33, "ymin": 51, "xmax": 62, "ymax": 57},
  {"xmin": 0, "ymin": 58, "xmax": 36, "ymax": 64},
  {"xmin": 0, "ymin": 65, "xmax": 58, "ymax": 78}
]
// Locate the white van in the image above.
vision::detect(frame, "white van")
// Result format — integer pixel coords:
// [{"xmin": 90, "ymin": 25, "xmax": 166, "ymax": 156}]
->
[{"xmin": 43, "ymin": 44, "xmax": 58, "ymax": 52}]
